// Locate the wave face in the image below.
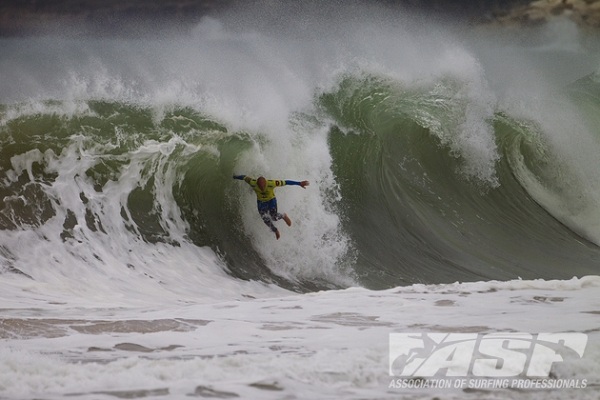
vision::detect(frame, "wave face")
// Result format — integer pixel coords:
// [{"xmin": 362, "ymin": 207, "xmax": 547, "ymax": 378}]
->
[
  {"xmin": 322, "ymin": 73, "xmax": 600, "ymax": 287},
  {"xmin": 1, "ymin": 2, "xmax": 600, "ymax": 296}
]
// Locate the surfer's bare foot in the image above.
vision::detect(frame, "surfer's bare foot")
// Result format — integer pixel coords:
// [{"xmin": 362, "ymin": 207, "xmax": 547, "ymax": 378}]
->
[
  {"xmin": 275, "ymin": 229, "xmax": 281, "ymax": 240},
  {"xmin": 283, "ymin": 213, "xmax": 292, "ymax": 227}
]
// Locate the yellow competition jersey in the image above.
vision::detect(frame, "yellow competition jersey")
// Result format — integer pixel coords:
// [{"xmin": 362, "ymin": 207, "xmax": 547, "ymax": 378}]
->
[{"xmin": 244, "ymin": 176, "xmax": 286, "ymax": 202}]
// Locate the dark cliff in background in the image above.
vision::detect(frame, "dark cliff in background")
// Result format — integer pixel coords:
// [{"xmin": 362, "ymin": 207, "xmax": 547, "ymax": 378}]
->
[{"xmin": 2, "ymin": 0, "xmax": 599, "ymax": 37}]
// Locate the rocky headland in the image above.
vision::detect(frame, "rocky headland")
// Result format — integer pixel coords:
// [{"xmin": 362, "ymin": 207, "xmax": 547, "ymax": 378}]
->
[{"xmin": 484, "ymin": 0, "xmax": 600, "ymax": 30}]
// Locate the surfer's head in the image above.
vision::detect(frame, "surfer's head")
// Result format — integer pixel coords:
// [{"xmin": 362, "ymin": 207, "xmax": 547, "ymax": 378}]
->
[{"xmin": 257, "ymin": 176, "xmax": 267, "ymax": 191}]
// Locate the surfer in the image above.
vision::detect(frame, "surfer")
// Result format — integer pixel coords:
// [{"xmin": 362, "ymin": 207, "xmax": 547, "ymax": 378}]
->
[{"xmin": 233, "ymin": 175, "xmax": 309, "ymax": 239}]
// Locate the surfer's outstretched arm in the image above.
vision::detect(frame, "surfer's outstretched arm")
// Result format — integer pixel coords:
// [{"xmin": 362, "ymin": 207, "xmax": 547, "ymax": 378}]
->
[
  {"xmin": 233, "ymin": 175, "xmax": 254, "ymax": 185},
  {"xmin": 284, "ymin": 180, "xmax": 310, "ymax": 188}
]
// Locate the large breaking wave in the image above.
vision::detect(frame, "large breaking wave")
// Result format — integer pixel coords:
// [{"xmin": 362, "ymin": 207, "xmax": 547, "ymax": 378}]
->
[{"xmin": 1, "ymin": 2, "xmax": 599, "ymax": 297}]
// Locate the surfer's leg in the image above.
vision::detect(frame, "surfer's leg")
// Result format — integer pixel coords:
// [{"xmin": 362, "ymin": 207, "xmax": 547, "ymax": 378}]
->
[
  {"xmin": 261, "ymin": 212, "xmax": 278, "ymax": 230},
  {"xmin": 261, "ymin": 210, "xmax": 280, "ymax": 238},
  {"xmin": 283, "ymin": 213, "xmax": 292, "ymax": 227},
  {"xmin": 272, "ymin": 209, "xmax": 291, "ymax": 226},
  {"xmin": 268, "ymin": 199, "xmax": 291, "ymax": 227},
  {"xmin": 261, "ymin": 213, "xmax": 280, "ymax": 239},
  {"xmin": 268, "ymin": 198, "xmax": 286, "ymax": 221},
  {"xmin": 269, "ymin": 208, "xmax": 283, "ymax": 221},
  {"xmin": 258, "ymin": 201, "xmax": 279, "ymax": 238},
  {"xmin": 258, "ymin": 200, "xmax": 281, "ymax": 239}
]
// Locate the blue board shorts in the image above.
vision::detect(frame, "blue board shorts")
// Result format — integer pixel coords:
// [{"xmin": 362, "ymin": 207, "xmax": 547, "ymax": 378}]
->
[{"xmin": 257, "ymin": 198, "xmax": 278, "ymax": 215}]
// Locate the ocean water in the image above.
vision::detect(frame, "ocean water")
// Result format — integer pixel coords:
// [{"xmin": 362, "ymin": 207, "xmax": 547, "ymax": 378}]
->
[{"xmin": 1, "ymin": 1, "xmax": 599, "ymax": 398}]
